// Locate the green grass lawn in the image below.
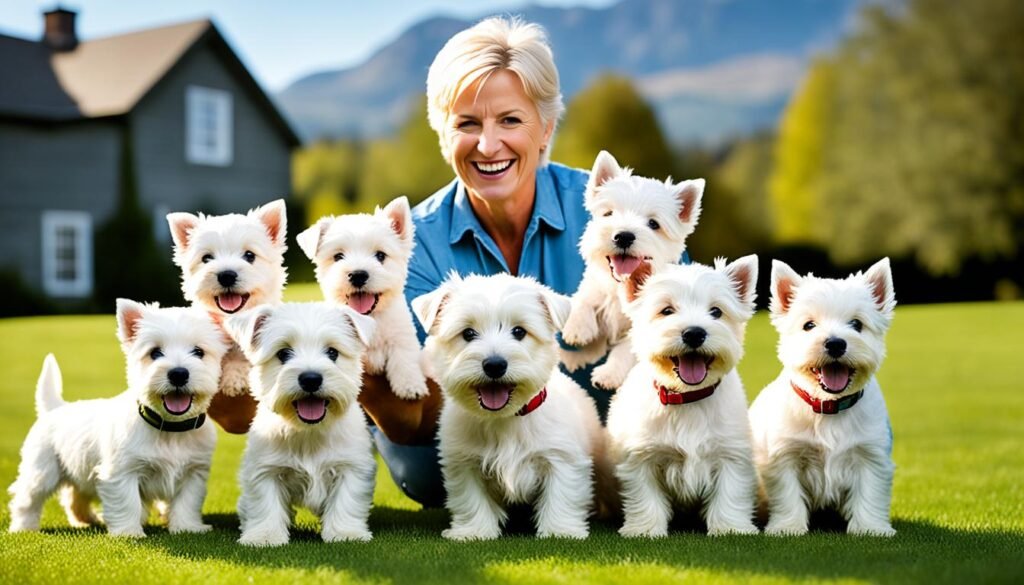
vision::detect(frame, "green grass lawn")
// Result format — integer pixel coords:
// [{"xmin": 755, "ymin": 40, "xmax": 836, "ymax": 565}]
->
[{"xmin": 1, "ymin": 288, "xmax": 1022, "ymax": 584}]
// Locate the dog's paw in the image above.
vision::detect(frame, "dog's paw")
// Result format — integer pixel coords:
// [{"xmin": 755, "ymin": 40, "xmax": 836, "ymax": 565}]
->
[
  {"xmin": 708, "ymin": 522, "xmax": 759, "ymax": 536},
  {"xmin": 561, "ymin": 312, "xmax": 599, "ymax": 347},
  {"xmin": 442, "ymin": 526, "xmax": 501, "ymax": 541},
  {"xmin": 765, "ymin": 520, "xmax": 808, "ymax": 536},
  {"xmin": 389, "ymin": 372, "xmax": 430, "ymax": 400},
  {"xmin": 239, "ymin": 529, "xmax": 289, "ymax": 547},
  {"xmin": 7, "ymin": 518, "xmax": 40, "ymax": 533},
  {"xmin": 848, "ymin": 521, "xmax": 896, "ymax": 537},
  {"xmin": 108, "ymin": 525, "xmax": 147, "ymax": 538},
  {"xmin": 618, "ymin": 523, "xmax": 668, "ymax": 539},
  {"xmin": 169, "ymin": 522, "xmax": 213, "ymax": 534},
  {"xmin": 591, "ymin": 363, "xmax": 625, "ymax": 391},
  {"xmin": 322, "ymin": 527, "xmax": 372, "ymax": 542}
]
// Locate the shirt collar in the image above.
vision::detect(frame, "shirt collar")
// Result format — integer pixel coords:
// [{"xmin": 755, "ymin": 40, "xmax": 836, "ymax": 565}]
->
[{"xmin": 448, "ymin": 164, "xmax": 566, "ymax": 245}]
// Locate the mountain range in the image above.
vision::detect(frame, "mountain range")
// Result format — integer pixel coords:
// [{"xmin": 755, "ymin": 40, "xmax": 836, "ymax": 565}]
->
[{"xmin": 277, "ymin": 0, "xmax": 860, "ymax": 146}]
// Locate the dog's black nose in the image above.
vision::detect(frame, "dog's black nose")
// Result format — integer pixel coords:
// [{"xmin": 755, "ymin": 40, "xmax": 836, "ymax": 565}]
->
[
  {"xmin": 167, "ymin": 367, "xmax": 190, "ymax": 388},
  {"xmin": 348, "ymin": 270, "xmax": 369, "ymax": 288},
  {"xmin": 298, "ymin": 371, "xmax": 323, "ymax": 393},
  {"xmin": 613, "ymin": 231, "xmax": 636, "ymax": 249},
  {"xmin": 825, "ymin": 337, "xmax": 847, "ymax": 358},
  {"xmin": 682, "ymin": 327, "xmax": 707, "ymax": 349},
  {"xmin": 482, "ymin": 356, "xmax": 508, "ymax": 379},
  {"xmin": 217, "ymin": 270, "xmax": 238, "ymax": 288}
]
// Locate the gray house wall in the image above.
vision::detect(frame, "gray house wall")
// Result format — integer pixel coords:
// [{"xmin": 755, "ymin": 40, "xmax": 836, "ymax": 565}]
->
[
  {"xmin": 0, "ymin": 119, "xmax": 120, "ymax": 294},
  {"xmin": 132, "ymin": 40, "xmax": 292, "ymax": 248}
]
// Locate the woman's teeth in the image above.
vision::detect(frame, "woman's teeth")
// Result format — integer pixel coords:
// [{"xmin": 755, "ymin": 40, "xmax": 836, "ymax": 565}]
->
[{"xmin": 476, "ymin": 160, "xmax": 512, "ymax": 173}]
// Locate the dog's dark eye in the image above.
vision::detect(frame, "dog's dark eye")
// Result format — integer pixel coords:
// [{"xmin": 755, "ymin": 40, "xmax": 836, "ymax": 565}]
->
[
  {"xmin": 191, "ymin": 347, "xmax": 205, "ymax": 359},
  {"xmin": 648, "ymin": 218, "xmax": 660, "ymax": 230},
  {"xmin": 803, "ymin": 321, "xmax": 816, "ymax": 331},
  {"xmin": 660, "ymin": 306, "xmax": 675, "ymax": 316},
  {"xmin": 333, "ymin": 252, "xmax": 345, "ymax": 262},
  {"xmin": 709, "ymin": 307, "xmax": 723, "ymax": 319},
  {"xmin": 602, "ymin": 210, "xmax": 613, "ymax": 218},
  {"xmin": 243, "ymin": 250, "xmax": 256, "ymax": 264},
  {"xmin": 276, "ymin": 348, "xmax": 294, "ymax": 363},
  {"xmin": 150, "ymin": 348, "xmax": 164, "ymax": 360},
  {"xmin": 325, "ymin": 347, "xmax": 339, "ymax": 362},
  {"xmin": 375, "ymin": 251, "xmax": 387, "ymax": 263},
  {"xmin": 201, "ymin": 254, "xmax": 214, "ymax": 264},
  {"xmin": 850, "ymin": 319, "xmax": 863, "ymax": 332},
  {"xmin": 511, "ymin": 326, "xmax": 527, "ymax": 341},
  {"xmin": 462, "ymin": 328, "xmax": 479, "ymax": 342}
]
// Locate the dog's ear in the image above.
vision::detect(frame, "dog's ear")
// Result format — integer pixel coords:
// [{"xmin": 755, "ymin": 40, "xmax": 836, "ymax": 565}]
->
[
  {"xmin": 412, "ymin": 284, "xmax": 453, "ymax": 336},
  {"xmin": 770, "ymin": 260, "xmax": 802, "ymax": 315},
  {"xmin": 250, "ymin": 199, "xmax": 287, "ymax": 248},
  {"xmin": 224, "ymin": 305, "xmax": 273, "ymax": 356},
  {"xmin": 623, "ymin": 260, "xmax": 654, "ymax": 304},
  {"xmin": 862, "ymin": 257, "xmax": 896, "ymax": 316},
  {"xmin": 116, "ymin": 298, "xmax": 146, "ymax": 346},
  {"xmin": 380, "ymin": 196, "xmax": 414, "ymax": 244},
  {"xmin": 675, "ymin": 178, "xmax": 704, "ymax": 225},
  {"xmin": 296, "ymin": 218, "xmax": 330, "ymax": 260},
  {"xmin": 586, "ymin": 150, "xmax": 622, "ymax": 196},
  {"xmin": 166, "ymin": 212, "xmax": 199, "ymax": 252},
  {"xmin": 537, "ymin": 289, "xmax": 571, "ymax": 332},
  {"xmin": 339, "ymin": 307, "xmax": 376, "ymax": 348},
  {"xmin": 722, "ymin": 254, "xmax": 758, "ymax": 309}
]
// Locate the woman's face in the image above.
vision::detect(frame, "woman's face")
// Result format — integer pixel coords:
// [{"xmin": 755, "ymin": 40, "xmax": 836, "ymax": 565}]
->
[{"xmin": 445, "ymin": 69, "xmax": 554, "ymax": 205}]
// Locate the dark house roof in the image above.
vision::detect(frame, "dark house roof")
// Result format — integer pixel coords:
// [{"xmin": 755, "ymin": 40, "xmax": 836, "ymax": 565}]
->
[{"xmin": 0, "ymin": 18, "xmax": 300, "ymax": 147}]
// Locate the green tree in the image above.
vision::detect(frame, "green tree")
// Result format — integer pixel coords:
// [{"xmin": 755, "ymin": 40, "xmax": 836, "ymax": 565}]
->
[{"xmin": 553, "ymin": 74, "xmax": 676, "ymax": 178}]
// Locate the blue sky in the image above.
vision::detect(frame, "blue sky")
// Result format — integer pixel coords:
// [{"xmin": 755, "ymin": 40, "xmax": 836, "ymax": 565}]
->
[{"xmin": 1, "ymin": 1, "xmax": 616, "ymax": 92}]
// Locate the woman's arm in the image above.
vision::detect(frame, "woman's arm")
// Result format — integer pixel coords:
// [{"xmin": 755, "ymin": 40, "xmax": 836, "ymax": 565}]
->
[{"xmin": 358, "ymin": 374, "xmax": 443, "ymax": 445}]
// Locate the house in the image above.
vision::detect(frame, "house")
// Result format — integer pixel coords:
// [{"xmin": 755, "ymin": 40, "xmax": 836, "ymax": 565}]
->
[{"xmin": 0, "ymin": 9, "xmax": 300, "ymax": 305}]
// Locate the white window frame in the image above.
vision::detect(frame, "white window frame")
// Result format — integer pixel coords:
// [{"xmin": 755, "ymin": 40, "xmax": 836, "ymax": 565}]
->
[
  {"xmin": 185, "ymin": 85, "xmax": 233, "ymax": 166},
  {"xmin": 41, "ymin": 210, "xmax": 93, "ymax": 298}
]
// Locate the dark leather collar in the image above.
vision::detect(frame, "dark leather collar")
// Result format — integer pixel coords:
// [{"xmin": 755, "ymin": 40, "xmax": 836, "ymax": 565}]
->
[
  {"xmin": 791, "ymin": 381, "xmax": 864, "ymax": 414},
  {"xmin": 138, "ymin": 403, "xmax": 206, "ymax": 432}
]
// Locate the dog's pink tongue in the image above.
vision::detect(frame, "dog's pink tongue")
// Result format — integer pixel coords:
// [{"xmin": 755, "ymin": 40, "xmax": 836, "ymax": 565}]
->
[
  {"xmin": 821, "ymin": 363, "xmax": 852, "ymax": 393},
  {"xmin": 295, "ymin": 398, "xmax": 327, "ymax": 422},
  {"xmin": 163, "ymin": 392, "xmax": 192, "ymax": 415},
  {"xmin": 347, "ymin": 292, "xmax": 376, "ymax": 315},
  {"xmin": 611, "ymin": 255, "xmax": 642, "ymax": 276},
  {"xmin": 677, "ymin": 354, "xmax": 708, "ymax": 385},
  {"xmin": 217, "ymin": 293, "xmax": 244, "ymax": 312},
  {"xmin": 478, "ymin": 384, "xmax": 513, "ymax": 411}
]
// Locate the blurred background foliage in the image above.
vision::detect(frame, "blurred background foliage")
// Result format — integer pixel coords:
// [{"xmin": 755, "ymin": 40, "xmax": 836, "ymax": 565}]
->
[{"xmin": 289, "ymin": 0, "xmax": 1024, "ymax": 302}]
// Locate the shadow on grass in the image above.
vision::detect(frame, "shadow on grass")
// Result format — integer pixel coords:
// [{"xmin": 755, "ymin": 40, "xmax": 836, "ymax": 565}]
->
[{"xmin": 140, "ymin": 507, "xmax": 1024, "ymax": 584}]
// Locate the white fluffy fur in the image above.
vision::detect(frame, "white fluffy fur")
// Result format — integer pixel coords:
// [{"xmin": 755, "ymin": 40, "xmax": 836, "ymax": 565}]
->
[
  {"xmin": 413, "ymin": 273, "xmax": 611, "ymax": 540},
  {"xmin": 167, "ymin": 199, "xmax": 288, "ymax": 397},
  {"xmin": 607, "ymin": 257, "xmax": 760, "ymax": 537},
  {"xmin": 8, "ymin": 301, "xmax": 228, "ymax": 536},
  {"xmin": 225, "ymin": 302, "xmax": 377, "ymax": 546},
  {"xmin": 297, "ymin": 196, "xmax": 427, "ymax": 399},
  {"xmin": 749, "ymin": 258, "xmax": 897, "ymax": 537},
  {"xmin": 561, "ymin": 150, "xmax": 704, "ymax": 390}
]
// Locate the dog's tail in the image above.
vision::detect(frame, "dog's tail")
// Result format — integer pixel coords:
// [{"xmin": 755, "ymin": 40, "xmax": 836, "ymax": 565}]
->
[{"xmin": 35, "ymin": 354, "xmax": 65, "ymax": 415}]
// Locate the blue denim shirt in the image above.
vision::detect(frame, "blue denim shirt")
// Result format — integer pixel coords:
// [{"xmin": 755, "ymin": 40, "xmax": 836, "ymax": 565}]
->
[{"xmin": 406, "ymin": 162, "xmax": 591, "ymax": 341}]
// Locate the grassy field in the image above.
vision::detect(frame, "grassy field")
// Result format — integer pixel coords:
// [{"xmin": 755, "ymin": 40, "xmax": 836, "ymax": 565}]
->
[{"xmin": 1, "ymin": 287, "xmax": 1022, "ymax": 584}]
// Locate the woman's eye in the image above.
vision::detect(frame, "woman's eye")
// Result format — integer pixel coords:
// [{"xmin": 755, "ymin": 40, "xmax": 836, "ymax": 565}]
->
[
  {"xmin": 201, "ymin": 254, "xmax": 214, "ymax": 264},
  {"xmin": 333, "ymin": 252, "xmax": 345, "ymax": 262},
  {"xmin": 502, "ymin": 116, "xmax": 521, "ymax": 125},
  {"xmin": 191, "ymin": 347, "xmax": 205, "ymax": 359},
  {"xmin": 150, "ymin": 348, "xmax": 164, "ymax": 360},
  {"xmin": 648, "ymin": 219, "xmax": 661, "ymax": 230},
  {"xmin": 462, "ymin": 328, "xmax": 479, "ymax": 342},
  {"xmin": 375, "ymin": 251, "xmax": 387, "ymax": 263},
  {"xmin": 325, "ymin": 348, "xmax": 339, "ymax": 362},
  {"xmin": 709, "ymin": 307, "xmax": 723, "ymax": 319},
  {"xmin": 511, "ymin": 326, "xmax": 527, "ymax": 341},
  {"xmin": 850, "ymin": 319, "xmax": 863, "ymax": 332},
  {"xmin": 243, "ymin": 251, "xmax": 256, "ymax": 264},
  {"xmin": 276, "ymin": 348, "xmax": 294, "ymax": 363},
  {"xmin": 803, "ymin": 321, "xmax": 816, "ymax": 331},
  {"xmin": 456, "ymin": 120, "xmax": 478, "ymax": 130},
  {"xmin": 660, "ymin": 307, "xmax": 675, "ymax": 316}
]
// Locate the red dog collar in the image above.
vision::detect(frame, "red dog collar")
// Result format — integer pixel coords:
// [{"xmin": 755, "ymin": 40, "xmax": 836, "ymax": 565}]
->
[
  {"xmin": 654, "ymin": 380, "xmax": 719, "ymax": 405},
  {"xmin": 516, "ymin": 387, "xmax": 547, "ymax": 416},
  {"xmin": 791, "ymin": 381, "xmax": 864, "ymax": 414}
]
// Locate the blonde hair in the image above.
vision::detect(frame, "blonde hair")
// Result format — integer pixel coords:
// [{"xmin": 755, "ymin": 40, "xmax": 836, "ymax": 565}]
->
[{"xmin": 426, "ymin": 16, "xmax": 563, "ymax": 164}]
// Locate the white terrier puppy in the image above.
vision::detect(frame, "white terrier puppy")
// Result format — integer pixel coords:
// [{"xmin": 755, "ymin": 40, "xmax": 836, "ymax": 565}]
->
[
  {"xmin": 413, "ymin": 273, "xmax": 611, "ymax": 540},
  {"xmin": 561, "ymin": 150, "xmax": 703, "ymax": 390},
  {"xmin": 607, "ymin": 257, "xmax": 760, "ymax": 537},
  {"xmin": 167, "ymin": 199, "xmax": 288, "ymax": 397},
  {"xmin": 225, "ymin": 302, "xmax": 377, "ymax": 546},
  {"xmin": 297, "ymin": 196, "xmax": 427, "ymax": 399},
  {"xmin": 749, "ymin": 258, "xmax": 896, "ymax": 537},
  {"xmin": 8, "ymin": 300, "xmax": 228, "ymax": 536}
]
